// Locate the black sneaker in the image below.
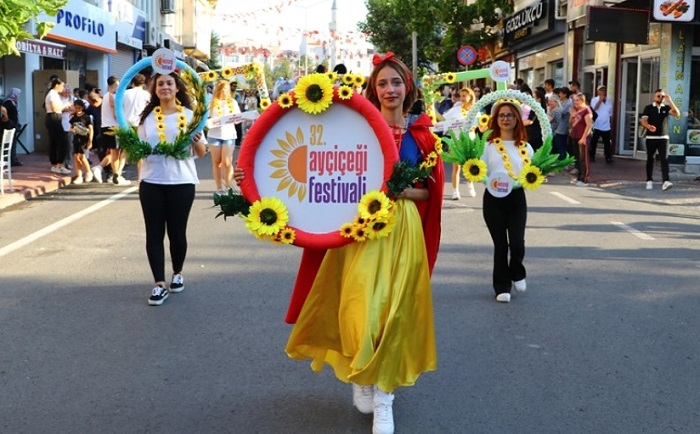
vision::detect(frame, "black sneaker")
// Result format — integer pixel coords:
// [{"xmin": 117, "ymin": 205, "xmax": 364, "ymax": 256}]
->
[
  {"xmin": 148, "ymin": 285, "xmax": 169, "ymax": 306},
  {"xmin": 170, "ymin": 274, "xmax": 185, "ymax": 293}
]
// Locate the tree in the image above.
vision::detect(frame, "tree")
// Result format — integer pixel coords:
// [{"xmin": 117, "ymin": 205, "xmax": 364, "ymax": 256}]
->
[
  {"xmin": 0, "ymin": 0, "xmax": 68, "ymax": 57},
  {"xmin": 360, "ymin": 0, "xmax": 513, "ymax": 76},
  {"xmin": 207, "ymin": 32, "xmax": 222, "ymax": 70}
]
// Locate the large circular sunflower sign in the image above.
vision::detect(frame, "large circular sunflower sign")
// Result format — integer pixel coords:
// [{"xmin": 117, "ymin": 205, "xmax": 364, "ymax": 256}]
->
[{"xmin": 237, "ymin": 73, "xmax": 398, "ymax": 249}]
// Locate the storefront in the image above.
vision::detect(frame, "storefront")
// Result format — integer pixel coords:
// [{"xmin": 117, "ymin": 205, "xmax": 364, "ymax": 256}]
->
[
  {"xmin": 112, "ymin": 0, "xmax": 147, "ymax": 79},
  {"xmin": 501, "ymin": 0, "xmax": 567, "ymax": 88}
]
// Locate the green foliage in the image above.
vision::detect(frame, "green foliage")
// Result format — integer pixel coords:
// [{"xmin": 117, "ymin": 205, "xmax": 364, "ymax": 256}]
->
[
  {"xmin": 207, "ymin": 32, "xmax": 222, "ymax": 70},
  {"xmin": 213, "ymin": 189, "xmax": 251, "ymax": 219},
  {"xmin": 386, "ymin": 160, "xmax": 433, "ymax": 199},
  {"xmin": 0, "ymin": 0, "xmax": 68, "ymax": 57},
  {"xmin": 441, "ymin": 129, "xmax": 489, "ymax": 165},
  {"xmin": 530, "ymin": 135, "xmax": 576, "ymax": 175}
]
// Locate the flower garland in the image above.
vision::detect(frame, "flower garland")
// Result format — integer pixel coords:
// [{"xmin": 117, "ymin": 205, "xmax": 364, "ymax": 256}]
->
[
  {"xmin": 114, "ymin": 70, "xmax": 208, "ymax": 162},
  {"xmin": 213, "ymin": 99, "xmax": 236, "ymax": 118},
  {"xmin": 492, "ymin": 137, "xmax": 530, "ymax": 180},
  {"xmin": 154, "ymin": 104, "xmax": 187, "ymax": 143}
]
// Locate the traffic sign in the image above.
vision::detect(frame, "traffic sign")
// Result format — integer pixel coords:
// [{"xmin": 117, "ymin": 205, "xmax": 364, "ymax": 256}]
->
[{"xmin": 457, "ymin": 45, "xmax": 477, "ymax": 66}]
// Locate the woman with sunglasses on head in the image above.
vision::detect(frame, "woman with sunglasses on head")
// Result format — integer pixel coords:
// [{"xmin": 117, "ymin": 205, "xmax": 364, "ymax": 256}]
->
[{"xmin": 481, "ymin": 99, "xmax": 533, "ymax": 303}]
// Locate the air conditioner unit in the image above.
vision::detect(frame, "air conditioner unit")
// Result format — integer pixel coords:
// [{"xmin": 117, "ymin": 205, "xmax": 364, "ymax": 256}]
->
[
  {"xmin": 144, "ymin": 22, "xmax": 158, "ymax": 47},
  {"xmin": 161, "ymin": 0, "xmax": 175, "ymax": 14}
]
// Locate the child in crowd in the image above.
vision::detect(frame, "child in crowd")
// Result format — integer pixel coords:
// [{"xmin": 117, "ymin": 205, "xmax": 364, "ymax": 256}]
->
[{"xmin": 69, "ymin": 100, "xmax": 94, "ymax": 184}]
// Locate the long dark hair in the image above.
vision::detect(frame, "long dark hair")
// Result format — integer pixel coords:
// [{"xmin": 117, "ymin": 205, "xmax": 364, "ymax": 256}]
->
[{"xmin": 139, "ymin": 73, "xmax": 194, "ymax": 125}]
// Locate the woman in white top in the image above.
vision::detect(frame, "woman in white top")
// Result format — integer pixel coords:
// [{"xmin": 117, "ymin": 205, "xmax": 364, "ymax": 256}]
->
[
  {"xmin": 207, "ymin": 79, "xmax": 240, "ymax": 193},
  {"xmin": 480, "ymin": 99, "xmax": 533, "ymax": 303},
  {"xmin": 44, "ymin": 78, "xmax": 72, "ymax": 174},
  {"xmin": 136, "ymin": 72, "xmax": 207, "ymax": 306}
]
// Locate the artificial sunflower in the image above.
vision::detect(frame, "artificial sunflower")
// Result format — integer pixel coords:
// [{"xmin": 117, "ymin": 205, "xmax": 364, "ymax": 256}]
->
[
  {"xmin": 220, "ymin": 67, "xmax": 234, "ymax": 79},
  {"xmin": 177, "ymin": 121, "xmax": 187, "ymax": 130},
  {"xmin": 523, "ymin": 157, "xmax": 531, "ymax": 165},
  {"xmin": 294, "ymin": 73, "xmax": 334, "ymax": 114},
  {"xmin": 424, "ymin": 151, "xmax": 438, "ymax": 168},
  {"xmin": 158, "ymin": 132, "xmax": 167, "ymax": 143},
  {"xmin": 341, "ymin": 74, "xmax": 354, "ymax": 86},
  {"xmin": 353, "ymin": 74, "xmax": 365, "ymax": 87},
  {"xmin": 493, "ymin": 137, "xmax": 503, "ymax": 146},
  {"xmin": 278, "ymin": 227, "xmax": 296, "ymax": 245},
  {"xmin": 337, "ymin": 85, "xmax": 354, "ymax": 100},
  {"xmin": 153, "ymin": 106, "xmax": 163, "ymax": 114},
  {"xmin": 432, "ymin": 134, "xmax": 443, "ymax": 154},
  {"xmin": 358, "ymin": 190, "xmax": 391, "ymax": 220},
  {"xmin": 204, "ymin": 71, "xmax": 218, "ymax": 82},
  {"xmin": 462, "ymin": 158, "xmax": 487, "ymax": 183},
  {"xmin": 251, "ymin": 63, "xmax": 262, "ymax": 73},
  {"xmin": 478, "ymin": 114, "xmax": 490, "ymax": 128},
  {"xmin": 155, "ymin": 113, "xmax": 165, "ymax": 123},
  {"xmin": 445, "ymin": 73, "xmax": 456, "ymax": 83},
  {"xmin": 519, "ymin": 165, "xmax": 545, "ymax": 190},
  {"xmin": 354, "ymin": 215, "xmax": 368, "ymax": 227},
  {"xmin": 327, "ymin": 72, "xmax": 338, "ymax": 82},
  {"xmin": 260, "ymin": 98, "xmax": 271, "ymax": 109},
  {"xmin": 519, "ymin": 147, "xmax": 528, "ymax": 157},
  {"xmin": 366, "ymin": 214, "xmax": 396, "ymax": 240},
  {"xmin": 156, "ymin": 122, "xmax": 166, "ymax": 132},
  {"xmin": 245, "ymin": 197, "xmax": 289, "ymax": 237},
  {"xmin": 351, "ymin": 225, "xmax": 369, "ymax": 242},
  {"xmin": 340, "ymin": 223, "xmax": 355, "ymax": 238},
  {"xmin": 277, "ymin": 93, "xmax": 294, "ymax": 109},
  {"xmin": 504, "ymin": 161, "xmax": 512, "ymax": 172}
]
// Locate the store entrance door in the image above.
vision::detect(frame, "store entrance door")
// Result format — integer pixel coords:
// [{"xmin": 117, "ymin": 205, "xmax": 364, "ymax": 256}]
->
[{"xmin": 619, "ymin": 56, "xmax": 660, "ymax": 157}]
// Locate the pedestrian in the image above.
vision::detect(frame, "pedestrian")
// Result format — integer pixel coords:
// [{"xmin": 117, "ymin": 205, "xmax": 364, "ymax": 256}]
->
[
  {"xmin": 441, "ymin": 87, "xmax": 477, "ymax": 199},
  {"xmin": 434, "ymin": 84, "xmax": 454, "ymax": 115},
  {"xmin": 68, "ymin": 99, "xmax": 94, "ymax": 184},
  {"xmin": 229, "ymin": 80, "xmax": 244, "ymax": 147},
  {"xmin": 85, "ymin": 88, "xmax": 105, "ymax": 170},
  {"xmin": 640, "ymin": 89, "xmax": 679, "ymax": 191},
  {"xmin": 136, "ymin": 72, "xmax": 207, "ymax": 306},
  {"xmin": 481, "ymin": 99, "xmax": 534, "ymax": 303},
  {"xmin": 589, "ymin": 85, "xmax": 614, "ymax": 163},
  {"xmin": 123, "ymin": 73, "xmax": 151, "ymax": 181},
  {"xmin": 569, "ymin": 93, "xmax": 593, "ymax": 186},
  {"xmin": 60, "ymin": 85, "xmax": 75, "ymax": 171},
  {"xmin": 521, "ymin": 84, "xmax": 546, "ymax": 152},
  {"xmin": 208, "ymin": 79, "xmax": 240, "ymax": 193},
  {"xmin": 543, "ymin": 78, "xmax": 555, "ymax": 100},
  {"xmin": 45, "ymin": 77, "xmax": 72, "ymax": 175},
  {"xmin": 234, "ymin": 53, "xmax": 444, "ymax": 434},
  {"xmin": 547, "ymin": 95, "xmax": 565, "ymax": 159},
  {"xmin": 1, "ymin": 87, "xmax": 22, "ymax": 166},
  {"xmin": 92, "ymin": 76, "xmax": 131, "ymax": 185}
]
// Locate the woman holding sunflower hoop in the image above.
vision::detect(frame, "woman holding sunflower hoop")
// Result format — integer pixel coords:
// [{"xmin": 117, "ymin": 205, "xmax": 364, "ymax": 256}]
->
[
  {"xmin": 208, "ymin": 79, "xmax": 241, "ymax": 194},
  {"xmin": 137, "ymin": 72, "xmax": 207, "ymax": 306},
  {"xmin": 481, "ymin": 98, "xmax": 533, "ymax": 303}
]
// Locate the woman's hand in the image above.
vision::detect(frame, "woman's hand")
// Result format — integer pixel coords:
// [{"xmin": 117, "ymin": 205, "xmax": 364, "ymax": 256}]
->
[{"xmin": 233, "ymin": 167, "xmax": 245, "ymax": 186}]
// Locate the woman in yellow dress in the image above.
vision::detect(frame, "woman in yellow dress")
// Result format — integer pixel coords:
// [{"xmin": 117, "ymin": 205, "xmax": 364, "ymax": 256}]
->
[{"xmin": 285, "ymin": 53, "xmax": 444, "ymax": 434}]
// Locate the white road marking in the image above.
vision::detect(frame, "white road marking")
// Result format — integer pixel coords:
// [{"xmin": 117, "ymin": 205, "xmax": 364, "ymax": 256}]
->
[
  {"xmin": 0, "ymin": 186, "xmax": 138, "ymax": 258},
  {"xmin": 611, "ymin": 221, "xmax": 655, "ymax": 240},
  {"xmin": 550, "ymin": 191, "xmax": 581, "ymax": 204}
]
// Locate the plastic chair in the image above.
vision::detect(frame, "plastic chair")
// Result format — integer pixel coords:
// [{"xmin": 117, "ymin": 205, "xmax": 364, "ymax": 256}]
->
[{"xmin": 1, "ymin": 128, "xmax": 16, "ymax": 194}]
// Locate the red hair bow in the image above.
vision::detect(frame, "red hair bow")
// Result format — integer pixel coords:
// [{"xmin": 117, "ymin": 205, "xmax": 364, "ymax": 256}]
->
[{"xmin": 372, "ymin": 51, "xmax": 395, "ymax": 66}]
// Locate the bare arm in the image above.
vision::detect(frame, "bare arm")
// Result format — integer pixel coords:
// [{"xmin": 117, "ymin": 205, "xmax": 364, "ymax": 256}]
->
[
  {"xmin": 665, "ymin": 95, "xmax": 680, "ymax": 117},
  {"xmin": 398, "ymin": 186, "xmax": 429, "ymax": 201}
]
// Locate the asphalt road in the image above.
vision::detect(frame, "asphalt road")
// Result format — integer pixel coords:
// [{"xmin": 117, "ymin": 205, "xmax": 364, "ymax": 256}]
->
[{"xmin": 1, "ymin": 156, "xmax": 699, "ymax": 434}]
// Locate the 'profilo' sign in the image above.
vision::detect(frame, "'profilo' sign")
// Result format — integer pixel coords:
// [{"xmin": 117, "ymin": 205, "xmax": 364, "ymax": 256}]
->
[{"xmin": 503, "ymin": 0, "xmax": 551, "ymax": 46}]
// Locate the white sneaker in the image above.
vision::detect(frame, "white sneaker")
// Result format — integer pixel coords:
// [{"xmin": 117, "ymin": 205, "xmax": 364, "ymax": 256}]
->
[
  {"xmin": 169, "ymin": 273, "xmax": 185, "ymax": 293},
  {"xmin": 496, "ymin": 293, "xmax": 511, "ymax": 303},
  {"xmin": 662, "ymin": 181, "xmax": 673, "ymax": 191},
  {"xmin": 50, "ymin": 166, "xmax": 61, "ymax": 174},
  {"xmin": 373, "ymin": 388, "xmax": 394, "ymax": 434},
  {"xmin": 646, "ymin": 181, "xmax": 653, "ymax": 190},
  {"xmin": 58, "ymin": 166, "xmax": 71, "ymax": 175},
  {"xmin": 514, "ymin": 279, "xmax": 527, "ymax": 292},
  {"xmin": 73, "ymin": 176, "xmax": 84, "ymax": 185},
  {"xmin": 92, "ymin": 165, "xmax": 103, "ymax": 183},
  {"xmin": 114, "ymin": 175, "xmax": 132, "ymax": 186},
  {"xmin": 467, "ymin": 182, "xmax": 476, "ymax": 197},
  {"xmin": 575, "ymin": 181, "xmax": 588, "ymax": 187},
  {"xmin": 84, "ymin": 171, "xmax": 94, "ymax": 182},
  {"xmin": 451, "ymin": 189, "xmax": 461, "ymax": 200},
  {"xmin": 352, "ymin": 384, "xmax": 374, "ymax": 414}
]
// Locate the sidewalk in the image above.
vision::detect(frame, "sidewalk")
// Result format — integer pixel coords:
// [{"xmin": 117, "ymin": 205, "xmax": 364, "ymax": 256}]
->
[{"xmin": 1, "ymin": 151, "xmax": 698, "ymax": 211}]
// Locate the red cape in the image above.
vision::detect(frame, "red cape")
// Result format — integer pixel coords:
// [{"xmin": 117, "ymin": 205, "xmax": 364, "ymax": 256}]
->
[{"xmin": 284, "ymin": 114, "xmax": 444, "ymax": 324}]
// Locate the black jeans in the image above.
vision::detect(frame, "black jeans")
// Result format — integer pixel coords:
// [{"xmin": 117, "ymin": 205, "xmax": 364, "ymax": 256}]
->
[
  {"xmin": 482, "ymin": 188, "xmax": 527, "ymax": 294},
  {"xmin": 45, "ymin": 113, "xmax": 65, "ymax": 165},
  {"xmin": 589, "ymin": 129, "xmax": 612, "ymax": 161},
  {"xmin": 139, "ymin": 182, "xmax": 195, "ymax": 283},
  {"xmin": 645, "ymin": 137, "xmax": 670, "ymax": 182}
]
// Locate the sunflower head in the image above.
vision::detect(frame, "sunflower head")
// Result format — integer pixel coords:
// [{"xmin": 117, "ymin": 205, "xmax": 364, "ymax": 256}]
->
[
  {"xmin": 260, "ymin": 98, "xmax": 271, "ymax": 109},
  {"xmin": 278, "ymin": 93, "xmax": 294, "ymax": 109},
  {"xmin": 445, "ymin": 73, "xmax": 456, "ymax": 83},
  {"xmin": 204, "ymin": 71, "xmax": 218, "ymax": 82},
  {"xmin": 366, "ymin": 214, "xmax": 396, "ymax": 240},
  {"xmin": 221, "ymin": 67, "xmax": 234, "ymax": 79},
  {"xmin": 278, "ymin": 227, "xmax": 296, "ymax": 245},
  {"xmin": 519, "ymin": 165, "xmax": 544, "ymax": 190},
  {"xmin": 340, "ymin": 223, "xmax": 355, "ymax": 238},
  {"xmin": 478, "ymin": 114, "xmax": 490, "ymax": 127},
  {"xmin": 351, "ymin": 225, "xmax": 368, "ymax": 242},
  {"xmin": 158, "ymin": 132, "xmax": 167, "ymax": 142},
  {"xmin": 341, "ymin": 74, "xmax": 354, "ymax": 85},
  {"xmin": 462, "ymin": 158, "xmax": 487, "ymax": 183},
  {"xmin": 245, "ymin": 197, "xmax": 289, "ymax": 236},
  {"xmin": 337, "ymin": 85, "xmax": 354, "ymax": 100},
  {"xmin": 327, "ymin": 72, "xmax": 338, "ymax": 82},
  {"xmin": 353, "ymin": 74, "xmax": 365, "ymax": 87},
  {"xmin": 294, "ymin": 73, "xmax": 334, "ymax": 114},
  {"xmin": 358, "ymin": 190, "xmax": 391, "ymax": 220}
]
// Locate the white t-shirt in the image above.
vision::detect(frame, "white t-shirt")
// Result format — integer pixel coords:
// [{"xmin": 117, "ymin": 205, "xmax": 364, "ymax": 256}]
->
[
  {"xmin": 123, "ymin": 87, "xmax": 151, "ymax": 127},
  {"xmin": 101, "ymin": 92, "xmax": 118, "ymax": 128},
  {"xmin": 45, "ymin": 89, "xmax": 62, "ymax": 114},
  {"xmin": 207, "ymin": 98, "xmax": 240, "ymax": 140},
  {"xmin": 590, "ymin": 96, "xmax": 612, "ymax": 131},
  {"xmin": 137, "ymin": 107, "xmax": 205, "ymax": 185},
  {"xmin": 482, "ymin": 139, "xmax": 534, "ymax": 180},
  {"xmin": 61, "ymin": 95, "xmax": 74, "ymax": 131}
]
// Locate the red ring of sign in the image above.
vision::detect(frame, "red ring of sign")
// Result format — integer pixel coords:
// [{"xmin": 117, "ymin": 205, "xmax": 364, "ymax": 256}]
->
[{"xmin": 238, "ymin": 89, "xmax": 398, "ymax": 249}]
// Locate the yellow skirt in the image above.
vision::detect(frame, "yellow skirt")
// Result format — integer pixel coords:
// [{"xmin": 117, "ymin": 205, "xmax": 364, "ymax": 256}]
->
[{"xmin": 285, "ymin": 199, "xmax": 436, "ymax": 393}]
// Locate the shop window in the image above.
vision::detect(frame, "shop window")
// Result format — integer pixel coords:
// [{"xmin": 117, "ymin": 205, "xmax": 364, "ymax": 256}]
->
[{"xmin": 550, "ymin": 61, "xmax": 564, "ymax": 86}]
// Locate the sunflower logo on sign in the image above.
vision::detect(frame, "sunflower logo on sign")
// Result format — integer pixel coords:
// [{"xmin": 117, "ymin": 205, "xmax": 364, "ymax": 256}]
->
[{"xmin": 269, "ymin": 127, "xmax": 308, "ymax": 202}]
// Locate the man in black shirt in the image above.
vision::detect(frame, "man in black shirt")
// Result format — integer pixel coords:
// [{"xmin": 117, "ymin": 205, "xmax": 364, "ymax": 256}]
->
[{"xmin": 640, "ymin": 89, "xmax": 679, "ymax": 191}]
